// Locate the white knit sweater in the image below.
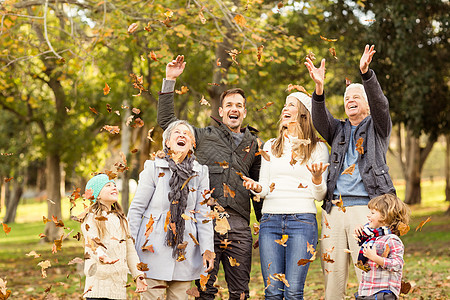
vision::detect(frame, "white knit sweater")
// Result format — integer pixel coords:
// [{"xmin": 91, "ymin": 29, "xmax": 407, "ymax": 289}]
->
[
  {"xmin": 82, "ymin": 211, "xmax": 143, "ymax": 299},
  {"xmin": 256, "ymin": 138, "xmax": 329, "ymax": 214}
]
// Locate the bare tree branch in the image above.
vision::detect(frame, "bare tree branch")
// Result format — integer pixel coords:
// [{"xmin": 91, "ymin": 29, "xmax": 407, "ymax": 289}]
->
[{"xmin": 43, "ymin": 0, "xmax": 63, "ymax": 59}]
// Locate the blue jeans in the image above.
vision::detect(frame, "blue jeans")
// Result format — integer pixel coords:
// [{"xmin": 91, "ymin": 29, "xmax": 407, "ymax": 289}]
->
[{"xmin": 259, "ymin": 213, "xmax": 318, "ymax": 300}]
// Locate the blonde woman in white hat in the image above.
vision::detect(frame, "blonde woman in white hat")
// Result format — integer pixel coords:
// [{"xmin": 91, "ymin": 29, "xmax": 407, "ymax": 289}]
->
[{"xmin": 242, "ymin": 92, "xmax": 329, "ymax": 299}]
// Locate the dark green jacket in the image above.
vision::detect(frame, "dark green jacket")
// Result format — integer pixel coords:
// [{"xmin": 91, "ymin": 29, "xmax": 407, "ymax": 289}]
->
[{"xmin": 157, "ymin": 92, "xmax": 262, "ymax": 223}]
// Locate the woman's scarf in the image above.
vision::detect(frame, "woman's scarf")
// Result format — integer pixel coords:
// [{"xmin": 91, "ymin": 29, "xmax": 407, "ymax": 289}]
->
[
  {"xmin": 163, "ymin": 149, "xmax": 195, "ymax": 258},
  {"xmin": 357, "ymin": 223, "xmax": 392, "ymax": 266}
]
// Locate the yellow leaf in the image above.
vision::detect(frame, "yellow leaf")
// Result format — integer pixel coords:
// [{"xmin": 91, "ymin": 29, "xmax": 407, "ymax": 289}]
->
[{"xmin": 233, "ymin": 14, "xmax": 246, "ymax": 27}]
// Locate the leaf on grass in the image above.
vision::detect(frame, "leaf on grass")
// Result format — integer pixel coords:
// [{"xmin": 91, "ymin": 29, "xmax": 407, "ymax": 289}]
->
[
  {"xmin": 415, "ymin": 216, "xmax": 431, "ymax": 232},
  {"xmin": 275, "ymin": 234, "xmax": 288, "ymax": 247},
  {"xmin": 1, "ymin": 223, "xmax": 11, "ymax": 235},
  {"xmin": 223, "ymin": 183, "xmax": 235, "ymax": 198},
  {"xmin": 398, "ymin": 222, "xmax": 410, "ymax": 236},
  {"xmin": 341, "ymin": 164, "xmax": 355, "ymax": 175},
  {"xmin": 228, "ymin": 256, "xmax": 240, "ymax": 267},
  {"xmin": 137, "ymin": 262, "xmax": 149, "ymax": 272},
  {"xmin": 26, "ymin": 250, "xmax": 41, "ymax": 258}
]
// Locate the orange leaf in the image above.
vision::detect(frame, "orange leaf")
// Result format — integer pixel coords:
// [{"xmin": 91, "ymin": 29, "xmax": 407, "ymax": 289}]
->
[
  {"xmin": 199, "ymin": 95, "xmax": 210, "ymax": 106},
  {"xmin": 189, "ymin": 233, "xmax": 199, "ymax": 246},
  {"xmin": 164, "ymin": 212, "xmax": 171, "ymax": 232},
  {"xmin": 198, "ymin": 11, "xmax": 206, "ymax": 24},
  {"xmin": 4, "ymin": 177, "xmax": 13, "ymax": 183},
  {"xmin": 228, "ymin": 256, "xmax": 240, "ymax": 267},
  {"xmin": 355, "ymin": 260, "xmax": 371, "ymax": 272},
  {"xmin": 306, "ymin": 241, "xmax": 315, "ymax": 255},
  {"xmin": 145, "ymin": 215, "xmax": 154, "ymax": 238},
  {"xmin": 269, "ymin": 182, "xmax": 275, "ymax": 192},
  {"xmin": 214, "ymin": 217, "xmax": 231, "ymax": 235},
  {"xmin": 158, "ymin": 172, "xmax": 165, "ymax": 178},
  {"xmin": 322, "ymin": 252, "xmax": 335, "ymax": 263},
  {"xmin": 298, "ymin": 183, "xmax": 308, "ymax": 188},
  {"xmin": 271, "ymin": 273, "xmax": 290, "ymax": 287},
  {"xmin": 253, "ymin": 223, "xmax": 260, "ymax": 235},
  {"xmin": 398, "ymin": 222, "xmax": 410, "ymax": 236},
  {"xmin": 220, "ymin": 239, "xmax": 232, "ymax": 249},
  {"xmin": 199, "ymin": 274, "xmax": 210, "ymax": 291},
  {"xmin": 257, "ymin": 101, "xmax": 274, "ymax": 111},
  {"xmin": 331, "ymin": 195, "xmax": 346, "ymax": 212},
  {"xmin": 95, "ymin": 216, "xmax": 108, "ymax": 221},
  {"xmin": 274, "ymin": 234, "xmax": 289, "ymax": 247},
  {"xmin": 223, "ymin": 183, "xmax": 236, "ymax": 198},
  {"xmin": 356, "ymin": 137, "xmax": 364, "ymax": 155},
  {"xmin": 103, "ymin": 83, "xmax": 110, "ymax": 95},
  {"xmin": 2, "ymin": 223, "xmax": 11, "ymax": 235},
  {"xmin": 127, "ymin": 23, "xmax": 138, "ymax": 34},
  {"xmin": 175, "ymin": 86, "xmax": 189, "ymax": 95},
  {"xmin": 320, "ymin": 35, "xmax": 337, "ymax": 42},
  {"xmin": 345, "ymin": 77, "xmax": 352, "ymax": 87},
  {"xmin": 257, "ymin": 45, "xmax": 264, "ymax": 62},
  {"xmin": 186, "ymin": 286, "xmax": 200, "ymax": 297},
  {"xmin": 215, "ymin": 161, "xmax": 229, "ymax": 169},
  {"xmin": 181, "ymin": 175, "xmax": 198, "ymax": 190},
  {"xmin": 415, "ymin": 216, "xmax": 431, "ymax": 232},
  {"xmin": 341, "ymin": 164, "xmax": 355, "ymax": 175},
  {"xmin": 149, "ymin": 50, "xmax": 158, "ymax": 61},
  {"xmin": 102, "ymin": 125, "xmax": 120, "ymax": 134},
  {"xmin": 137, "ymin": 262, "xmax": 149, "ymax": 271},
  {"xmin": 297, "ymin": 258, "xmax": 313, "ymax": 266},
  {"xmin": 329, "ymin": 47, "xmax": 338, "ymax": 60},
  {"xmin": 233, "ymin": 14, "xmax": 246, "ymax": 27},
  {"xmin": 286, "ymin": 84, "xmax": 312, "ymax": 97}
]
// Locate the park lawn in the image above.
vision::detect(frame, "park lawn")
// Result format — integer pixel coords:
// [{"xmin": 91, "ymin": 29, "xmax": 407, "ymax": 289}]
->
[{"xmin": 0, "ymin": 180, "xmax": 449, "ymax": 299}]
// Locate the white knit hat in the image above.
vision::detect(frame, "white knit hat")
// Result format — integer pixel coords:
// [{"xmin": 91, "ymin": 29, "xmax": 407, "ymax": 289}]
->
[{"xmin": 286, "ymin": 92, "xmax": 312, "ymax": 114}]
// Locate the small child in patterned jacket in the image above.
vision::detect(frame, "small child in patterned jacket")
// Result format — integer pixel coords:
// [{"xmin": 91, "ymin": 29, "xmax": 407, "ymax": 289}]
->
[{"xmin": 353, "ymin": 194, "xmax": 410, "ymax": 300}]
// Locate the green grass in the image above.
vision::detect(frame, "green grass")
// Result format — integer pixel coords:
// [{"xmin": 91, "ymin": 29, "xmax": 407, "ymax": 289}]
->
[{"xmin": 0, "ymin": 180, "xmax": 449, "ymax": 299}]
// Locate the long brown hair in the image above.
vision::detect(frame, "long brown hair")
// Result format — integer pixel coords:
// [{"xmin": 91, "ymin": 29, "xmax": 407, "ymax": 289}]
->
[
  {"xmin": 86, "ymin": 201, "xmax": 130, "ymax": 239},
  {"xmin": 271, "ymin": 98, "xmax": 319, "ymax": 163}
]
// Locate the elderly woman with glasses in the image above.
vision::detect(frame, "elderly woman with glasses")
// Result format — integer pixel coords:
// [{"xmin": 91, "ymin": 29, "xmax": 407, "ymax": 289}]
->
[{"xmin": 128, "ymin": 120, "xmax": 215, "ymax": 300}]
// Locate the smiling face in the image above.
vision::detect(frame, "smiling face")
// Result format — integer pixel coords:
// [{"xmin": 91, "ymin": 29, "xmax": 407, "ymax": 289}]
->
[
  {"xmin": 367, "ymin": 208, "xmax": 386, "ymax": 229},
  {"xmin": 344, "ymin": 86, "xmax": 369, "ymax": 126},
  {"xmin": 97, "ymin": 182, "xmax": 118, "ymax": 208},
  {"xmin": 218, "ymin": 93, "xmax": 247, "ymax": 133},
  {"xmin": 281, "ymin": 96, "xmax": 300, "ymax": 128},
  {"xmin": 165, "ymin": 123, "xmax": 194, "ymax": 158}
]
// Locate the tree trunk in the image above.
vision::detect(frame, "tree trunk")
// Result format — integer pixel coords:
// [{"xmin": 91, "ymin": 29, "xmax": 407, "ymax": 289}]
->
[
  {"xmin": 44, "ymin": 153, "xmax": 63, "ymax": 241},
  {"xmin": 3, "ymin": 180, "xmax": 23, "ymax": 223},
  {"xmin": 446, "ymin": 134, "xmax": 450, "ymax": 202},
  {"xmin": 121, "ymin": 100, "xmax": 131, "ymax": 214},
  {"xmin": 404, "ymin": 136, "xmax": 421, "ymax": 204}
]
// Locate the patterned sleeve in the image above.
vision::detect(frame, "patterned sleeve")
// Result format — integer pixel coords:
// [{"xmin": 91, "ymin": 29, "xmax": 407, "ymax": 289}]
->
[{"xmin": 382, "ymin": 236, "xmax": 404, "ymax": 272}]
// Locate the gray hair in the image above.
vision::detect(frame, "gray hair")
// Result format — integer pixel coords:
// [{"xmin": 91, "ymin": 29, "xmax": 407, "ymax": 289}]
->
[
  {"xmin": 162, "ymin": 120, "xmax": 196, "ymax": 151},
  {"xmin": 344, "ymin": 83, "xmax": 368, "ymax": 103}
]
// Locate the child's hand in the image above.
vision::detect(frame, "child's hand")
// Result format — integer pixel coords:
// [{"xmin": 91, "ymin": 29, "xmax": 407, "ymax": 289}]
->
[
  {"xmin": 353, "ymin": 224, "xmax": 364, "ymax": 241},
  {"xmin": 363, "ymin": 244, "xmax": 377, "ymax": 260},
  {"xmin": 135, "ymin": 275, "xmax": 148, "ymax": 293},
  {"xmin": 99, "ymin": 255, "xmax": 119, "ymax": 264}
]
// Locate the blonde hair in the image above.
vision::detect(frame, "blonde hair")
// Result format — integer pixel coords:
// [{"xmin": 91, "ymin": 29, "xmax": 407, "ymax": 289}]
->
[
  {"xmin": 86, "ymin": 201, "xmax": 129, "ymax": 239},
  {"xmin": 271, "ymin": 98, "xmax": 319, "ymax": 162},
  {"xmin": 368, "ymin": 194, "xmax": 411, "ymax": 236}
]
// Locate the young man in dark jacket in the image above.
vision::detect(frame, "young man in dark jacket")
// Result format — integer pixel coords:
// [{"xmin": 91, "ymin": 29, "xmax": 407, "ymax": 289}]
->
[
  {"xmin": 305, "ymin": 45, "xmax": 396, "ymax": 299},
  {"xmin": 157, "ymin": 55, "xmax": 261, "ymax": 299}
]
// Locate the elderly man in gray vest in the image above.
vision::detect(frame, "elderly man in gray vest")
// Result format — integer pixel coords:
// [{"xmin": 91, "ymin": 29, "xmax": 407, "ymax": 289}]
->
[{"xmin": 305, "ymin": 45, "xmax": 396, "ymax": 299}]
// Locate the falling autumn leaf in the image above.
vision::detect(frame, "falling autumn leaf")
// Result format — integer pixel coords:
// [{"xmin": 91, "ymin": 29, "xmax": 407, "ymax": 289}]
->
[
  {"xmin": 226, "ymin": 49, "xmax": 241, "ymax": 65},
  {"xmin": 175, "ymin": 86, "xmax": 189, "ymax": 95},
  {"xmin": 341, "ymin": 164, "xmax": 355, "ymax": 175},
  {"xmin": 253, "ymin": 223, "xmax": 260, "ymax": 235},
  {"xmin": 208, "ymin": 82, "xmax": 220, "ymax": 86},
  {"xmin": 186, "ymin": 286, "xmax": 200, "ymax": 297},
  {"xmin": 164, "ymin": 212, "xmax": 171, "ymax": 233},
  {"xmin": 220, "ymin": 239, "xmax": 232, "ymax": 249},
  {"xmin": 275, "ymin": 234, "xmax": 289, "ymax": 247},
  {"xmin": 257, "ymin": 101, "xmax": 274, "ymax": 111},
  {"xmin": 3, "ymin": 177, "xmax": 13, "ymax": 183},
  {"xmin": 298, "ymin": 183, "xmax": 308, "ymax": 188},
  {"xmin": 214, "ymin": 217, "xmax": 231, "ymax": 235},
  {"xmin": 181, "ymin": 175, "xmax": 198, "ymax": 190},
  {"xmin": 277, "ymin": 2, "xmax": 284, "ymax": 9},
  {"xmin": 331, "ymin": 195, "xmax": 347, "ymax": 212},
  {"xmin": 103, "ymin": 83, "xmax": 110, "ymax": 95},
  {"xmin": 365, "ymin": 19, "xmax": 376, "ymax": 22},
  {"xmin": 1, "ymin": 223, "xmax": 11, "ymax": 235},
  {"xmin": 215, "ymin": 161, "xmax": 229, "ymax": 169},
  {"xmin": 223, "ymin": 183, "xmax": 236, "ymax": 198},
  {"xmin": 356, "ymin": 137, "xmax": 364, "ymax": 155},
  {"xmin": 38, "ymin": 260, "xmax": 51, "ymax": 278},
  {"xmin": 329, "ymin": 47, "xmax": 338, "ymax": 59},
  {"xmin": 322, "ymin": 252, "xmax": 335, "ymax": 263},
  {"xmin": 400, "ymin": 281, "xmax": 411, "ymax": 294},
  {"xmin": 343, "ymin": 249, "xmax": 353, "ymax": 254},
  {"xmin": 345, "ymin": 77, "xmax": 352, "ymax": 87},
  {"xmin": 145, "ymin": 215, "xmax": 154, "ymax": 238},
  {"xmin": 415, "ymin": 216, "xmax": 431, "ymax": 232},
  {"xmin": 198, "ymin": 11, "xmax": 206, "ymax": 24},
  {"xmin": 355, "ymin": 260, "xmax": 371, "ymax": 272},
  {"xmin": 398, "ymin": 222, "xmax": 410, "ymax": 236},
  {"xmin": 257, "ymin": 45, "xmax": 264, "ymax": 62},
  {"xmin": 306, "ymin": 241, "xmax": 315, "ymax": 255},
  {"xmin": 68, "ymin": 257, "xmax": 84, "ymax": 265},
  {"xmin": 233, "ymin": 14, "xmax": 246, "ymax": 27},
  {"xmin": 306, "ymin": 51, "xmax": 316, "ymax": 61},
  {"xmin": 147, "ymin": 127, "xmax": 155, "ymax": 142},
  {"xmin": 189, "ymin": 233, "xmax": 199, "ymax": 246},
  {"xmin": 198, "ymin": 95, "xmax": 211, "ymax": 106},
  {"xmin": 26, "ymin": 250, "xmax": 41, "ymax": 258},
  {"xmin": 127, "ymin": 23, "xmax": 138, "ymax": 33},
  {"xmin": 199, "ymin": 274, "xmax": 210, "ymax": 291},
  {"xmin": 102, "ymin": 125, "xmax": 120, "ymax": 134},
  {"xmin": 271, "ymin": 273, "xmax": 290, "ymax": 287},
  {"xmin": 286, "ymin": 84, "xmax": 312, "ymax": 97},
  {"xmin": 269, "ymin": 182, "xmax": 275, "ymax": 192},
  {"xmin": 228, "ymin": 256, "xmax": 240, "ymax": 267},
  {"xmin": 137, "ymin": 262, "xmax": 149, "ymax": 272},
  {"xmin": 320, "ymin": 35, "xmax": 338, "ymax": 42}
]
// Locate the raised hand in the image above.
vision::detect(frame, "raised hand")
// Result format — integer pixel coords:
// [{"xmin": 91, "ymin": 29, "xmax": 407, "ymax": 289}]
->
[
  {"xmin": 306, "ymin": 162, "xmax": 329, "ymax": 185},
  {"xmin": 241, "ymin": 175, "xmax": 262, "ymax": 193},
  {"xmin": 304, "ymin": 58, "xmax": 326, "ymax": 95},
  {"xmin": 166, "ymin": 55, "xmax": 186, "ymax": 80},
  {"xmin": 360, "ymin": 45, "xmax": 376, "ymax": 74}
]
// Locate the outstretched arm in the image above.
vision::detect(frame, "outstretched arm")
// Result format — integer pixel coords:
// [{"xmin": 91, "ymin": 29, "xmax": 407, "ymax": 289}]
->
[{"xmin": 157, "ymin": 55, "xmax": 186, "ymax": 130}]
